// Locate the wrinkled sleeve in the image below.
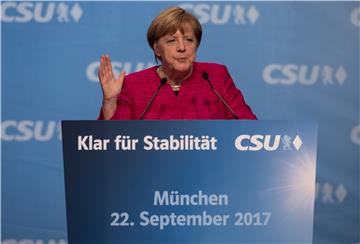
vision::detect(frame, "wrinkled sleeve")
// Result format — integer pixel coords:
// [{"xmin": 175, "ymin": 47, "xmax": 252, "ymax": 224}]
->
[{"xmin": 221, "ymin": 66, "xmax": 257, "ymax": 120}]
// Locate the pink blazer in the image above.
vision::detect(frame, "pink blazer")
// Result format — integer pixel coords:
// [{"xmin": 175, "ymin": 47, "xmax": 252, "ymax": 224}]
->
[{"xmin": 100, "ymin": 62, "xmax": 256, "ymax": 120}]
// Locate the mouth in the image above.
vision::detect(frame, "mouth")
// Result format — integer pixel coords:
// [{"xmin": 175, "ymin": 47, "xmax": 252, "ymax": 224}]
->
[{"xmin": 175, "ymin": 57, "xmax": 188, "ymax": 62}]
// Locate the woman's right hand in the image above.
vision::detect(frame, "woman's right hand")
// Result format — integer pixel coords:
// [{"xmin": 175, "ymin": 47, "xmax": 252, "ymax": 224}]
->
[
  {"xmin": 98, "ymin": 55, "xmax": 126, "ymax": 101},
  {"xmin": 98, "ymin": 55, "xmax": 126, "ymax": 119}
]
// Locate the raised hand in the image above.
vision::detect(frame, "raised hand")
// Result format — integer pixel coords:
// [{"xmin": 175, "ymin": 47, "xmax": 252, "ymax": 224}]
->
[
  {"xmin": 98, "ymin": 55, "xmax": 126, "ymax": 119},
  {"xmin": 98, "ymin": 55, "xmax": 126, "ymax": 100}
]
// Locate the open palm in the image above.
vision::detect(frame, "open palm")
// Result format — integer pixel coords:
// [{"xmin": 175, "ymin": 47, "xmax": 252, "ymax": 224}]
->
[{"xmin": 98, "ymin": 55, "xmax": 126, "ymax": 100}]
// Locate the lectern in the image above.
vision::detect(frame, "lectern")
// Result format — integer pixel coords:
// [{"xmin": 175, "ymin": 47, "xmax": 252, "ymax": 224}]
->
[{"xmin": 62, "ymin": 121, "xmax": 317, "ymax": 243}]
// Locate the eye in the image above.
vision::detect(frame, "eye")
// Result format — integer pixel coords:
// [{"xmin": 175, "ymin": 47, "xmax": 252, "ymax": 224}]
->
[
  {"xmin": 167, "ymin": 39, "xmax": 175, "ymax": 43},
  {"xmin": 185, "ymin": 37, "xmax": 195, "ymax": 44}
]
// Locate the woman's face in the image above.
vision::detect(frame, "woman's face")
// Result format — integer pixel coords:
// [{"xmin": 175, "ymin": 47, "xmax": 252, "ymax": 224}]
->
[{"xmin": 154, "ymin": 27, "xmax": 197, "ymax": 74}]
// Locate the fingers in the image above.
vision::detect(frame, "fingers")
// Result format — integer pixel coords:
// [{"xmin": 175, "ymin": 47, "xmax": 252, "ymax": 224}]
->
[
  {"xmin": 98, "ymin": 55, "xmax": 106, "ymax": 81},
  {"xmin": 104, "ymin": 55, "xmax": 111, "ymax": 73},
  {"xmin": 99, "ymin": 54, "xmax": 127, "ymax": 79},
  {"xmin": 115, "ymin": 71, "xmax": 126, "ymax": 90},
  {"xmin": 100, "ymin": 55, "xmax": 114, "ymax": 74},
  {"xmin": 118, "ymin": 71, "xmax": 126, "ymax": 81},
  {"xmin": 103, "ymin": 55, "xmax": 109, "ymax": 73},
  {"xmin": 99, "ymin": 55, "xmax": 110, "ymax": 82}
]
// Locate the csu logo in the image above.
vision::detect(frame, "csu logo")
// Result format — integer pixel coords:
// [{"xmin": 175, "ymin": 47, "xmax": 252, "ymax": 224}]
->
[
  {"xmin": 1, "ymin": 2, "xmax": 83, "ymax": 23},
  {"xmin": 179, "ymin": 3, "xmax": 259, "ymax": 25},
  {"xmin": 86, "ymin": 61, "xmax": 155, "ymax": 82},
  {"xmin": 263, "ymin": 64, "xmax": 347, "ymax": 85},
  {"xmin": 1, "ymin": 120, "xmax": 61, "ymax": 141},
  {"xmin": 234, "ymin": 134, "xmax": 303, "ymax": 151}
]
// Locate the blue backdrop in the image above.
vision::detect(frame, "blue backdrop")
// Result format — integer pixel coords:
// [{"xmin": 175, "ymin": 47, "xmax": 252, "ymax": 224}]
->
[{"xmin": 1, "ymin": 1, "xmax": 359, "ymax": 243}]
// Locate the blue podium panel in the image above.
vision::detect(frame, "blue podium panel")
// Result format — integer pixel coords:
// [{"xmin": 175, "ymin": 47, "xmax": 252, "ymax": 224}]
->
[{"xmin": 62, "ymin": 121, "xmax": 317, "ymax": 243}]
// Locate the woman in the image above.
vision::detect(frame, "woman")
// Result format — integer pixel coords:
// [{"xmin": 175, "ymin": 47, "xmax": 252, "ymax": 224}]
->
[{"xmin": 98, "ymin": 7, "xmax": 256, "ymax": 120}]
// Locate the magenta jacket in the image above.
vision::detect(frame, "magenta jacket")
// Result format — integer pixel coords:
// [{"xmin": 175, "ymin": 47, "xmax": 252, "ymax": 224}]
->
[{"xmin": 100, "ymin": 62, "xmax": 256, "ymax": 120}]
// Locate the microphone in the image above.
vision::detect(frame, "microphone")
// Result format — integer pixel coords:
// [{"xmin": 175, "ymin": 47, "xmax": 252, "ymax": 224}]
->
[
  {"xmin": 139, "ymin": 77, "xmax": 167, "ymax": 120},
  {"xmin": 201, "ymin": 72, "xmax": 239, "ymax": 120}
]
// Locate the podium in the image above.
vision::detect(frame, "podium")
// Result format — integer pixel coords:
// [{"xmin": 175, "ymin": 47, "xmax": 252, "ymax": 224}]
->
[{"xmin": 62, "ymin": 121, "xmax": 317, "ymax": 243}]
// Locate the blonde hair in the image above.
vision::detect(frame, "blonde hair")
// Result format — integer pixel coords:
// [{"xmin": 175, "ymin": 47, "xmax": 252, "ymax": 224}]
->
[{"xmin": 147, "ymin": 7, "xmax": 202, "ymax": 59}]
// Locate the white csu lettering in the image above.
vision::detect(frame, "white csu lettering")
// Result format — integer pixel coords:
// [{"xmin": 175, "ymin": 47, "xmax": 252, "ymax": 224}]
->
[
  {"xmin": 1, "ymin": 120, "xmax": 58, "ymax": 141},
  {"xmin": 1, "ymin": 2, "xmax": 56, "ymax": 23},
  {"xmin": 263, "ymin": 64, "xmax": 320, "ymax": 85},
  {"xmin": 86, "ymin": 61, "xmax": 155, "ymax": 82},
  {"xmin": 234, "ymin": 134, "xmax": 281, "ymax": 151},
  {"xmin": 179, "ymin": 3, "xmax": 232, "ymax": 24}
]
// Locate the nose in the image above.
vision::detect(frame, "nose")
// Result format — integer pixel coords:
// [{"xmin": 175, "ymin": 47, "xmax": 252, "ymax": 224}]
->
[{"xmin": 176, "ymin": 39, "xmax": 185, "ymax": 52}]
